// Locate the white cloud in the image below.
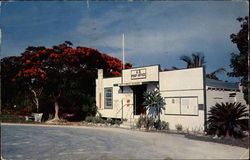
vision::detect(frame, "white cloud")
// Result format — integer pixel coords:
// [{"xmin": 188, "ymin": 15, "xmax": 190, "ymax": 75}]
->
[{"xmin": 73, "ymin": 1, "xmax": 246, "ymax": 61}]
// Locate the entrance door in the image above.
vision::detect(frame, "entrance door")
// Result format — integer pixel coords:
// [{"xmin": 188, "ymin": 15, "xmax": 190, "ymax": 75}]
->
[{"xmin": 132, "ymin": 85, "xmax": 147, "ymax": 115}]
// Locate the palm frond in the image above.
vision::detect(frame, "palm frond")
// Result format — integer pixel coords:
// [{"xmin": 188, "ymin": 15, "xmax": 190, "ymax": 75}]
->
[
  {"xmin": 180, "ymin": 53, "xmax": 205, "ymax": 68},
  {"xmin": 207, "ymin": 102, "xmax": 249, "ymax": 138},
  {"xmin": 206, "ymin": 68, "xmax": 227, "ymax": 80},
  {"xmin": 180, "ymin": 55, "xmax": 193, "ymax": 68}
]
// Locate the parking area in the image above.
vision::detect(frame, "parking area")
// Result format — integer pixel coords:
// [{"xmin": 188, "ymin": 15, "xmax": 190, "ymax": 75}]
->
[{"xmin": 1, "ymin": 123, "xmax": 249, "ymax": 160}]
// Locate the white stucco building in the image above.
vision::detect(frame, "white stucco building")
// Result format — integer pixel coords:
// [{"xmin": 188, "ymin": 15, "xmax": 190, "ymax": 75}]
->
[{"xmin": 96, "ymin": 65, "xmax": 246, "ymax": 130}]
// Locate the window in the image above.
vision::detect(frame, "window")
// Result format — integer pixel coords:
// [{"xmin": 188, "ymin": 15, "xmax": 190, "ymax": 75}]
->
[
  {"xmin": 180, "ymin": 97, "xmax": 198, "ymax": 115},
  {"xmin": 104, "ymin": 88, "xmax": 113, "ymax": 109},
  {"xmin": 165, "ymin": 97, "xmax": 198, "ymax": 115}
]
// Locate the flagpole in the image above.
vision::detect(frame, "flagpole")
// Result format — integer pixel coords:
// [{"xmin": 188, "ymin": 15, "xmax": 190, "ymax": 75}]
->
[{"xmin": 122, "ymin": 33, "xmax": 125, "ymax": 69}]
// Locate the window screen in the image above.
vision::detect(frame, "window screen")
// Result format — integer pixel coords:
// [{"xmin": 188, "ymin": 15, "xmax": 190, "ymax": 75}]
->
[{"xmin": 104, "ymin": 88, "xmax": 113, "ymax": 109}]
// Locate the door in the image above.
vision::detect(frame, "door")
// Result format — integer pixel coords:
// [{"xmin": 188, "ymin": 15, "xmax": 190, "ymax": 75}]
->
[{"xmin": 132, "ymin": 85, "xmax": 147, "ymax": 115}]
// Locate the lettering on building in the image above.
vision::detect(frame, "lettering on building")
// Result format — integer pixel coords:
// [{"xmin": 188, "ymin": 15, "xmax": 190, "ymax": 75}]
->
[{"xmin": 131, "ymin": 69, "xmax": 146, "ymax": 80}]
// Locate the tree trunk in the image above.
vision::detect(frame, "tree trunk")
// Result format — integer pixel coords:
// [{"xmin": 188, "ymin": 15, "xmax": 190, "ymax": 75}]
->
[
  {"xmin": 34, "ymin": 97, "xmax": 39, "ymax": 113},
  {"xmin": 54, "ymin": 101, "xmax": 60, "ymax": 120},
  {"xmin": 29, "ymin": 86, "xmax": 43, "ymax": 113}
]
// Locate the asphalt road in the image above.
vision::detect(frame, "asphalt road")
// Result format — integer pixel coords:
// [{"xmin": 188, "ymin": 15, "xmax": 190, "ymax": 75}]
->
[{"xmin": 1, "ymin": 123, "xmax": 249, "ymax": 160}]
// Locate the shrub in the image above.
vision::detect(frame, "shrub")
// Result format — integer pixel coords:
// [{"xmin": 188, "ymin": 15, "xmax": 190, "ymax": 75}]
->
[
  {"xmin": 82, "ymin": 104, "xmax": 97, "ymax": 118},
  {"xmin": 143, "ymin": 90, "xmax": 165, "ymax": 122},
  {"xmin": 154, "ymin": 120, "xmax": 169, "ymax": 130},
  {"xmin": 145, "ymin": 117, "xmax": 155, "ymax": 130},
  {"xmin": 106, "ymin": 118, "xmax": 114, "ymax": 125},
  {"xmin": 136, "ymin": 115, "xmax": 155, "ymax": 130},
  {"xmin": 160, "ymin": 121, "xmax": 169, "ymax": 130},
  {"xmin": 92, "ymin": 116, "xmax": 105, "ymax": 123},
  {"xmin": 0, "ymin": 115, "xmax": 26, "ymax": 123},
  {"xmin": 42, "ymin": 113, "xmax": 53, "ymax": 122},
  {"xmin": 136, "ymin": 115, "xmax": 146, "ymax": 128},
  {"xmin": 207, "ymin": 102, "xmax": 249, "ymax": 138},
  {"xmin": 114, "ymin": 119, "xmax": 122, "ymax": 125},
  {"xmin": 85, "ymin": 116, "xmax": 93, "ymax": 122},
  {"xmin": 175, "ymin": 124, "xmax": 183, "ymax": 131},
  {"xmin": 13, "ymin": 106, "xmax": 33, "ymax": 116},
  {"xmin": 85, "ymin": 116, "xmax": 122, "ymax": 125}
]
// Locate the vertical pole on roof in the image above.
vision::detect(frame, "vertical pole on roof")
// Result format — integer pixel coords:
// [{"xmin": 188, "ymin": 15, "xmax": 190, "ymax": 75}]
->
[{"xmin": 122, "ymin": 33, "xmax": 125, "ymax": 69}]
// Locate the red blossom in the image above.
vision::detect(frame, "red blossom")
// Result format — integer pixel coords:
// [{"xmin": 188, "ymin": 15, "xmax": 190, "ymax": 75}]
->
[{"xmin": 25, "ymin": 60, "xmax": 31, "ymax": 64}]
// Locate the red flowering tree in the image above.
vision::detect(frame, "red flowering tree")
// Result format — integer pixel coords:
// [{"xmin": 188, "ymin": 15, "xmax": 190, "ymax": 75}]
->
[
  {"xmin": 13, "ymin": 41, "xmax": 132, "ymax": 121},
  {"xmin": 101, "ymin": 53, "xmax": 132, "ymax": 77},
  {"xmin": 13, "ymin": 46, "xmax": 48, "ymax": 113},
  {"xmin": 1, "ymin": 56, "xmax": 27, "ymax": 111}
]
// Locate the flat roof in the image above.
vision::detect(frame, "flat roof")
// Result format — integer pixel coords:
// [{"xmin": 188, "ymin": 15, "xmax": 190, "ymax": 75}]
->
[{"xmin": 206, "ymin": 78, "xmax": 239, "ymax": 90}]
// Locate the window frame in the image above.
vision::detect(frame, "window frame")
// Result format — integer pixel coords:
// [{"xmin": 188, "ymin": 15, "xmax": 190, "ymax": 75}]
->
[{"xmin": 104, "ymin": 87, "xmax": 113, "ymax": 109}]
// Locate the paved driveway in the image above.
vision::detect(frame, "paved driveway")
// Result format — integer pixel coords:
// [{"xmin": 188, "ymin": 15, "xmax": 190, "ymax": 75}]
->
[{"xmin": 1, "ymin": 123, "xmax": 249, "ymax": 160}]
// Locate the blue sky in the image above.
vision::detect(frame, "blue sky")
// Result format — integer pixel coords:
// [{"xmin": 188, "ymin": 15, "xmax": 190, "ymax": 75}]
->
[{"xmin": 1, "ymin": 1, "xmax": 248, "ymax": 81}]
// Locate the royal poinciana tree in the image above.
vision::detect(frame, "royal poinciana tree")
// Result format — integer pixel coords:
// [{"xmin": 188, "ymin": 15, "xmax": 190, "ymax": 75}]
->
[
  {"xmin": 1, "ymin": 56, "xmax": 29, "ymax": 110},
  {"xmin": 13, "ymin": 47, "xmax": 47, "ymax": 113},
  {"xmin": 12, "ymin": 41, "xmax": 132, "ymax": 121}
]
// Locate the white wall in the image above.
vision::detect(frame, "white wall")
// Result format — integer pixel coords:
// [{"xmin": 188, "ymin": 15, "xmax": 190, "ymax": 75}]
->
[
  {"xmin": 96, "ymin": 67, "xmax": 207, "ymax": 131},
  {"xmin": 206, "ymin": 88, "xmax": 247, "ymax": 114},
  {"xmin": 159, "ymin": 68, "xmax": 205, "ymax": 131},
  {"xmin": 96, "ymin": 74, "xmax": 134, "ymax": 119}
]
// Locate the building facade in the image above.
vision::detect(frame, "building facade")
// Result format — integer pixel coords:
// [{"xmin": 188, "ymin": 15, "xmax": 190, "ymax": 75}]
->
[{"xmin": 96, "ymin": 65, "xmax": 246, "ymax": 130}]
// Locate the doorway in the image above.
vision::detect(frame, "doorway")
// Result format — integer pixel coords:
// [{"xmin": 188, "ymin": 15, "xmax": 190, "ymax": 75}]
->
[{"xmin": 132, "ymin": 85, "xmax": 147, "ymax": 115}]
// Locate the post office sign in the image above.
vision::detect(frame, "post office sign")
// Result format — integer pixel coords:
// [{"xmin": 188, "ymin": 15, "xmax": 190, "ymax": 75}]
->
[{"xmin": 131, "ymin": 69, "xmax": 146, "ymax": 80}]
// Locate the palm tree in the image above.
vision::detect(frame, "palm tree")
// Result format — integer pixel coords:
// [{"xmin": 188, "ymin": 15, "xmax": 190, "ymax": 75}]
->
[
  {"xmin": 143, "ymin": 90, "xmax": 166, "ymax": 122},
  {"xmin": 180, "ymin": 53, "xmax": 227, "ymax": 80},
  {"xmin": 206, "ymin": 68, "xmax": 227, "ymax": 80},
  {"xmin": 207, "ymin": 102, "xmax": 249, "ymax": 138},
  {"xmin": 180, "ymin": 52, "xmax": 206, "ymax": 68}
]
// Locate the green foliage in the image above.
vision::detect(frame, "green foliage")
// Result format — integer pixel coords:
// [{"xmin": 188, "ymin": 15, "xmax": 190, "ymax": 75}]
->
[
  {"xmin": 179, "ymin": 53, "xmax": 226, "ymax": 81},
  {"xmin": 81, "ymin": 95, "xmax": 97, "ymax": 117},
  {"xmin": 0, "ymin": 56, "xmax": 32, "ymax": 110},
  {"xmin": 139, "ymin": 90, "xmax": 167, "ymax": 130},
  {"xmin": 180, "ymin": 52, "xmax": 205, "ymax": 68},
  {"xmin": 85, "ymin": 115, "xmax": 104, "ymax": 123},
  {"xmin": 143, "ymin": 90, "xmax": 166, "ymax": 121},
  {"xmin": 136, "ymin": 115, "xmax": 146, "ymax": 128},
  {"xmin": 1, "ymin": 41, "xmax": 132, "ymax": 120},
  {"xmin": 85, "ymin": 116, "xmax": 94, "ymax": 123},
  {"xmin": 84, "ymin": 116, "xmax": 121, "ymax": 125},
  {"xmin": 0, "ymin": 115, "xmax": 26, "ymax": 123},
  {"xmin": 114, "ymin": 119, "xmax": 122, "ymax": 125},
  {"xmin": 175, "ymin": 124, "xmax": 183, "ymax": 131},
  {"xmin": 106, "ymin": 118, "xmax": 114, "ymax": 124},
  {"xmin": 206, "ymin": 68, "xmax": 227, "ymax": 80},
  {"xmin": 136, "ymin": 115, "xmax": 155, "ymax": 130},
  {"xmin": 154, "ymin": 120, "xmax": 169, "ymax": 130},
  {"xmin": 207, "ymin": 102, "xmax": 249, "ymax": 138},
  {"xmin": 161, "ymin": 121, "xmax": 169, "ymax": 130},
  {"xmin": 228, "ymin": 17, "xmax": 248, "ymax": 104}
]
